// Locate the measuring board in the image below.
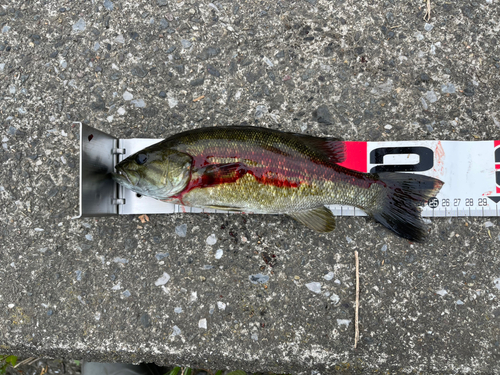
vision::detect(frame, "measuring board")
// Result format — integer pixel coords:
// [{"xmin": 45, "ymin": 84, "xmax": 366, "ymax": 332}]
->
[{"xmin": 76, "ymin": 123, "xmax": 500, "ymax": 218}]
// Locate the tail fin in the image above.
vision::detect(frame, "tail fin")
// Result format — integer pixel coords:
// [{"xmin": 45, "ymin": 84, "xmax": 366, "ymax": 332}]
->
[{"xmin": 368, "ymin": 173, "xmax": 444, "ymax": 242}]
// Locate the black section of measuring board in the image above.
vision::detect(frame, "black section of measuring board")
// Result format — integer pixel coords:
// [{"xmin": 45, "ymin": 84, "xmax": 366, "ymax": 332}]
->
[
  {"xmin": 369, "ymin": 146, "xmax": 434, "ymax": 173},
  {"xmin": 488, "ymin": 196, "xmax": 500, "ymax": 204}
]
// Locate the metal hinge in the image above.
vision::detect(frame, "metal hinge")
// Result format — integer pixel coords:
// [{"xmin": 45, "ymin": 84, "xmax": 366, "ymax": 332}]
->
[{"xmin": 112, "ymin": 148, "xmax": 126, "ymax": 154}]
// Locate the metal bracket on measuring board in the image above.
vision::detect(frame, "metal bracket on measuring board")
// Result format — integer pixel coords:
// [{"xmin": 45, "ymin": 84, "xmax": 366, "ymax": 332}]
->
[{"xmin": 74, "ymin": 123, "xmax": 211, "ymax": 218}]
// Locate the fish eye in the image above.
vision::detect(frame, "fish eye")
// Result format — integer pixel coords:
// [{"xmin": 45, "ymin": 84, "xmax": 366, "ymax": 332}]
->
[{"xmin": 135, "ymin": 153, "xmax": 148, "ymax": 165}]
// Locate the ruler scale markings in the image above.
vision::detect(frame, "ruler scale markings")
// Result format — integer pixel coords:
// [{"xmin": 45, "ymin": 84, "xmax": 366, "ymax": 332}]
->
[{"xmin": 113, "ymin": 138, "xmax": 500, "ymax": 218}]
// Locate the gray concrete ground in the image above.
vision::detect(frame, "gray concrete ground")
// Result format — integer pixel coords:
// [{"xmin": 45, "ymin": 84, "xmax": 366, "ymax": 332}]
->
[{"xmin": 1, "ymin": 0, "xmax": 500, "ymax": 373}]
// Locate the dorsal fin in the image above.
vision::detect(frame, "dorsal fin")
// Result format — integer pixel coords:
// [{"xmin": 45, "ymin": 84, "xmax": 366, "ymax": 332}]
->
[{"xmin": 293, "ymin": 134, "xmax": 345, "ymax": 164}]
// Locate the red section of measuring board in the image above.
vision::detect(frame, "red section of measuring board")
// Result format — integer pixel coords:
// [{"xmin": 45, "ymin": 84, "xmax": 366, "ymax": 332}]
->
[{"xmin": 337, "ymin": 142, "xmax": 368, "ymax": 173}]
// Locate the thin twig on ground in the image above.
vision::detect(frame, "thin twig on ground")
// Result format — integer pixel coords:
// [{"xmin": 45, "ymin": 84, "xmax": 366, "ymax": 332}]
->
[
  {"xmin": 14, "ymin": 357, "xmax": 37, "ymax": 369},
  {"xmin": 424, "ymin": 0, "xmax": 431, "ymax": 21}
]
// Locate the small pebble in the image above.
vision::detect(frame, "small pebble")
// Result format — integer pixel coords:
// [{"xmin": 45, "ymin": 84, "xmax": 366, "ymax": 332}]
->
[
  {"xmin": 217, "ymin": 301, "xmax": 226, "ymax": 311},
  {"xmin": 424, "ymin": 23, "xmax": 433, "ymax": 31},
  {"xmin": 85, "ymin": 234, "xmax": 93, "ymax": 241},
  {"xmin": 337, "ymin": 319, "xmax": 351, "ymax": 328},
  {"xmin": 122, "ymin": 290, "xmax": 131, "ymax": 298},
  {"xmin": 263, "ymin": 57, "xmax": 274, "ymax": 67},
  {"xmin": 206, "ymin": 234, "xmax": 217, "ymax": 245},
  {"xmin": 189, "ymin": 291, "xmax": 198, "ymax": 303},
  {"xmin": 72, "ymin": 18, "xmax": 86, "ymax": 33},
  {"xmin": 174, "ymin": 307, "xmax": 183, "ymax": 314},
  {"xmin": 113, "ymin": 257, "xmax": 128, "ymax": 264},
  {"xmin": 324, "ymin": 271, "xmax": 334, "ymax": 281},
  {"xmin": 421, "ymin": 97, "xmax": 428, "ymax": 110},
  {"xmin": 104, "ymin": 0, "xmax": 114, "ymax": 11},
  {"xmin": 140, "ymin": 313, "xmax": 151, "ymax": 328},
  {"xmin": 215, "ymin": 249, "xmax": 223, "ymax": 259},
  {"xmin": 251, "ymin": 333, "xmax": 258, "ymax": 341},
  {"xmin": 181, "ymin": 39, "xmax": 192, "ymax": 49},
  {"xmin": 255, "ymin": 105, "xmax": 268, "ymax": 119},
  {"xmin": 159, "ymin": 91, "xmax": 167, "ymax": 98},
  {"xmin": 199, "ymin": 318, "xmax": 207, "ymax": 329},
  {"xmin": 131, "ymin": 99, "xmax": 146, "ymax": 108},
  {"xmin": 172, "ymin": 325, "xmax": 181, "ymax": 336},
  {"xmin": 155, "ymin": 272, "xmax": 170, "ymax": 286},
  {"xmin": 123, "ymin": 91, "xmax": 133, "ymax": 101},
  {"xmin": 306, "ymin": 282, "xmax": 322, "ymax": 294},
  {"xmin": 484, "ymin": 221, "xmax": 495, "ymax": 228},
  {"xmin": 159, "ymin": 18, "xmax": 169, "ymax": 29},
  {"xmin": 249, "ymin": 274, "xmax": 269, "ymax": 284},
  {"xmin": 456, "ymin": 300, "xmax": 464, "ymax": 305},
  {"xmin": 436, "ymin": 289, "xmax": 448, "ymax": 296},
  {"xmin": 115, "ymin": 34, "xmax": 125, "ymax": 44},
  {"xmin": 330, "ymin": 293, "xmax": 340, "ymax": 304},
  {"xmin": 155, "ymin": 253, "xmax": 169, "ymax": 260},
  {"xmin": 425, "ymin": 91, "xmax": 438, "ymax": 103},
  {"xmin": 441, "ymin": 83, "xmax": 456, "ymax": 94},
  {"xmin": 168, "ymin": 97, "xmax": 178, "ymax": 108},
  {"xmin": 370, "ymin": 79, "xmax": 393, "ymax": 97},
  {"xmin": 175, "ymin": 224, "xmax": 187, "ymax": 237}
]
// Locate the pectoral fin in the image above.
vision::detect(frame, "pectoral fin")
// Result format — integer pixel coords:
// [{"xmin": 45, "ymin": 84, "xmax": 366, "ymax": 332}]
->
[
  {"xmin": 288, "ymin": 206, "xmax": 336, "ymax": 233},
  {"xmin": 198, "ymin": 162, "xmax": 248, "ymax": 186}
]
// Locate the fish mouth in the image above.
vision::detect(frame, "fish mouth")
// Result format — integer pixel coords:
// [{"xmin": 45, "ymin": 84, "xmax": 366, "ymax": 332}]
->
[{"xmin": 112, "ymin": 166, "xmax": 139, "ymax": 187}]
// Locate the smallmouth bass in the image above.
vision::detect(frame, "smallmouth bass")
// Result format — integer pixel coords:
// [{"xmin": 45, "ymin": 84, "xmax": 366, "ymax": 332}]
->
[{"xmin": 112, "ymin": 126, "xmax": 444, "ymax": 242}]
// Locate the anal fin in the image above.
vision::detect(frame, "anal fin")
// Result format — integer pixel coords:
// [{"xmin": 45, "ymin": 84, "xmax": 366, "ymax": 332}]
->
[{"xmin": 288, "ymin": 206, "xmax": 336, "ymax": 233}]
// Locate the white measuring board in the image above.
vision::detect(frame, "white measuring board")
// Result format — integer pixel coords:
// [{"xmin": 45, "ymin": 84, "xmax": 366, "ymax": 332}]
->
[{"xmin": 117, "ymin": 139, "xmax": 500, "ymax": 217}]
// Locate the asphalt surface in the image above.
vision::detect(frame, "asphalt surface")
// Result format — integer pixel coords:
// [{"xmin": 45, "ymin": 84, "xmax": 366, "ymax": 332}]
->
[{"xmin": 1, "ymin": 0, "xmax": 500, "ymax": 374}]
